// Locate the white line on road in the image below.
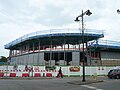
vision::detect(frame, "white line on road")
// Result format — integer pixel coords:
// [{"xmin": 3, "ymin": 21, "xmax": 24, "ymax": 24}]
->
[{"xmin": 82, "ymin": 85, "xmax": 103, "ymax": 90}]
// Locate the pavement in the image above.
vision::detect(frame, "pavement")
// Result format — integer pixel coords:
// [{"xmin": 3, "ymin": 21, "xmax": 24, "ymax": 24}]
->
[
  {"xmin": 67, "ymin": 79, "xmax": 104, "ymax": 85},
  {"xmin": 0, "ymin": 76, "xmax": 104, "ymax": 85},
  {"xmin": 0, "ymin": 77, "xmax": 52, "ymax": 80},
  {"xmin": 67, "ymin": 76, "xmax": 104, "ymax": 85}
]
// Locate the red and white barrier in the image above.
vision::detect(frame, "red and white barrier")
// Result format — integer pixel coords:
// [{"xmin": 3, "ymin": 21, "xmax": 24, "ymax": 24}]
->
[
  {"xmin": 46, "ymin": 73, "xmax": 52, "ymax": 77},
  {"xmin": 32, "ymin": 70, "xmax": 41, "ymax": 77},
  {"xmin": 22, "ymin": 70, "xmax": 29, "ymax": 77},
  {"xmin": 34, "ymin": 73, "xmax": 41, "ymax": 77},
  {"xmin": 0, "ymin": 65, "xmax": 115, "ymax": 77},
  {"xmin": 0, "ymin": 73, "xmax": 4, "ymax": 77},
  {"xmin": 10, "ymin": 73, "xmax": 16, "ymax": 77}
]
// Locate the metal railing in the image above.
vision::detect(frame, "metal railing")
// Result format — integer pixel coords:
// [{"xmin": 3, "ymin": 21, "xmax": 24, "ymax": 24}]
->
[
  {"xmin": 4, "ymin": 28, "xmax": 104, "ymax": 49},
  {"xmin": 89, "ymin": 39, "xmax": 120, "ymax": 47}
]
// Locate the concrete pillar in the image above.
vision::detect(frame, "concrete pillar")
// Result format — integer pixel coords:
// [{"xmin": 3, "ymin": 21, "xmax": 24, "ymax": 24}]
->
[
  {"xmin": 39, "ymin": 53, "xmax": 45, "ymax": 65},
  {"xmin": 72, "ymin": 52, "xmax": 80, "ymax": 65}
]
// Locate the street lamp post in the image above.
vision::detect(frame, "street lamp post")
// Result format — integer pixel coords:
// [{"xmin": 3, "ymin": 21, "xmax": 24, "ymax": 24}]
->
[
  {"xmin": 117, "ymin": 9, "xmax": 120, "ymax": 14},
  {"xmin": 74, "ymin": 10, "xmax": 92, "ymax": 82}
]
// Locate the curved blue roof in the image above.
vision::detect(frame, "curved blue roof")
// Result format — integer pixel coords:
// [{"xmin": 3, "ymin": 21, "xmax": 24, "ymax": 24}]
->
[
  {"xmin": 4, "ymin": 28, "xmax": 104, "ymax": 49},
  {"xmin": 89, "ymin": 39, "xmax": 120, "ymax": 49}
]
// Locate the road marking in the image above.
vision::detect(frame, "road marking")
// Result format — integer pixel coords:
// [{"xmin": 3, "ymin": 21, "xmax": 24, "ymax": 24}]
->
[{"xmin": 82, "ymin": 85, "xmax": 103, "ymax": 90}]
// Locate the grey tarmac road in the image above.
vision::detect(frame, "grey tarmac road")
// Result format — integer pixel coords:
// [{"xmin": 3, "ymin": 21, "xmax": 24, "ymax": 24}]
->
[{"xmin": 0, "ymin": 76, "xmax": 120, "ymax": 90}]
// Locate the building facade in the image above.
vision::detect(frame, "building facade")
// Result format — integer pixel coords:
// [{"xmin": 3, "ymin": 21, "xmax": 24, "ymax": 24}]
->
[{"xmin": 5, "ymin": 28, "xmax": 120, "ymax": 66}]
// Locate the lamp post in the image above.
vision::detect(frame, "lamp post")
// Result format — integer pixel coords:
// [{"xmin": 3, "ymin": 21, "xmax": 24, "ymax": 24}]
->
[
  {"xmin": 74, "ymin": 10, "xmax": 92, "ymax": 82},
  {"xmin": 117, "ymin": 9, "xmax": 120, "ymax": 14}
]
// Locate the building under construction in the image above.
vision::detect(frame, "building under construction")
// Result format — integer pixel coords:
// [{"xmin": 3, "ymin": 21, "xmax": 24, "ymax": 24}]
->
[{"xmin": 4, "ymin": 28, "xmax": 120, "ymax": 66}]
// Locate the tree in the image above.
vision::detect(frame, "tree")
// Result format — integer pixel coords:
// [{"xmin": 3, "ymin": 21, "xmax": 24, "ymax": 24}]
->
[{"xmin": 0, "ymin": 56, "xmax": 7, "ymax": 62}]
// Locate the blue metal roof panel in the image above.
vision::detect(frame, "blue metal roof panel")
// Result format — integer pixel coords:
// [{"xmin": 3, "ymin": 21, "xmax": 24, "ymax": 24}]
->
[
  {"xmin": 4, "ymin": 28, "xmax": 104, "ymax": 49},
  {"xmin": 89, "ymin": 39, "xmax": 120, "ymax": 49}
]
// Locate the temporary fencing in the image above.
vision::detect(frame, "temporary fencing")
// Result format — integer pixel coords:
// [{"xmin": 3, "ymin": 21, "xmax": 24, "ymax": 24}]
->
[{"xmin": 0, "ymin": 65, "xmax": 117, "ymax": 77}]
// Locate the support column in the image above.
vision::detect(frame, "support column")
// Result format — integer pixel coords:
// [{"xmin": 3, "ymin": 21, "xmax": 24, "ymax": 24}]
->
[
  {"xmin": 86, "ymin": 42, "xmax": 89, "ymax": 65},
  {"xmin": 99, "ymin": 51, "xmax": 102, "ymax": 66},
  {"xmin": 8, "ymin": 50, "xmax": 12, "ymax": 64},
  {"xmin": 72, "ymin": 52, "xmax": 80, "ymax": 65},
  {"xmin": 68, "ymin": 44, "xmax": 69, "ymax": 50},
  {"xmin": 89, "ymin": 49, "xmax": 92, "ymax": 65},
  {"xmin": 37, "ymin": 40, "xmax": 41, "ymax": 65},
  {"xmin": 38, "ymin": 40, "xmax": 41, "ymax": 51},
  {"xmin": 33, "ymin": 42, "xmax": 35, "ymax": 52},
  {"xmin": 78, "ymin": 40, "xmax": 81, "ymax": 65},
  {"xmin": 50, "ymin": 37, "xmax": 52, "ymax": 65},
  {"xmin": 64, "ymin": 38, "xmax": 66, "ymax": 65}
]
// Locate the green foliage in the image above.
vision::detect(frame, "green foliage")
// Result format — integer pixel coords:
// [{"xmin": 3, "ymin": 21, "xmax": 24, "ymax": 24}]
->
[
  {"xmin": 0, "ymin": 56, "xmax": 7, "ymax": 62},
  {"xmin": 45, "ymin": 66, "xmax": 56, "ymax": 71}
]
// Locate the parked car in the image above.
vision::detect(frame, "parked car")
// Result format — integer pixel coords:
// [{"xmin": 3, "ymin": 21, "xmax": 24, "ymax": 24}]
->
[{"xmin": 108, "ymin": 69, "xmax": 120, "ymax": 79}]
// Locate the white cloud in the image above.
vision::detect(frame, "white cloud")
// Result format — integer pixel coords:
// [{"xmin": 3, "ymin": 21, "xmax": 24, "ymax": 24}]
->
[{"xmin": 0, "ymin": 0, "xmax": 120, "ymax": 56}]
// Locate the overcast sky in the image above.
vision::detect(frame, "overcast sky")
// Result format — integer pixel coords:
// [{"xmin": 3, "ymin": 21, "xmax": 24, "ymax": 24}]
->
[{"xmin": 0, "ymin": 0, "xmax": 120, "ymax": 57}]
